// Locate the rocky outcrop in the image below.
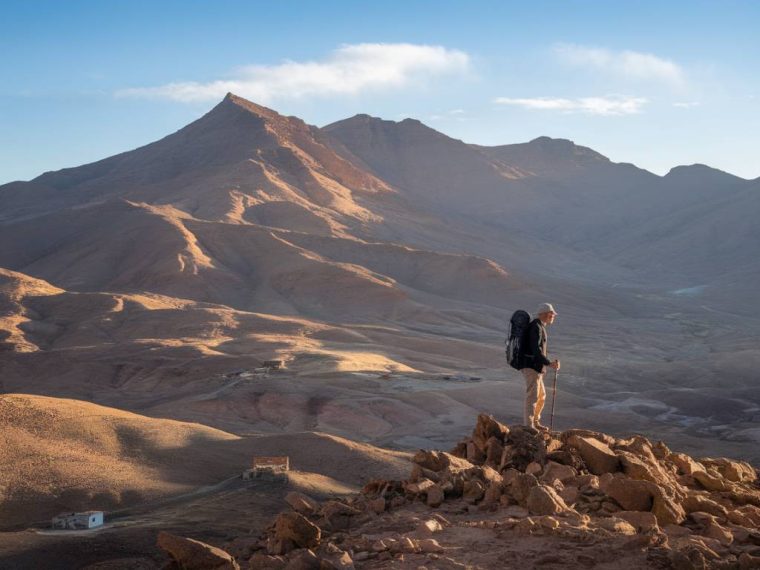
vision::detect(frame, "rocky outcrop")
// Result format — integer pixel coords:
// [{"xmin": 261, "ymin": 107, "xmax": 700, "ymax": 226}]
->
[
  {"xmin": 187, "ymin": 415, "xmax": 760, "ymax": 569},
  {"xmin": 157, "ymin": 531, "xmax": 240, "ymax": 570}
]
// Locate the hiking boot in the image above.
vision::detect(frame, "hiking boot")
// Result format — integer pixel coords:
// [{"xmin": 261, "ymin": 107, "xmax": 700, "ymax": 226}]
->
[{"xmin": 535, "ymin": 423, "xmax": 551, "ymax": 432}]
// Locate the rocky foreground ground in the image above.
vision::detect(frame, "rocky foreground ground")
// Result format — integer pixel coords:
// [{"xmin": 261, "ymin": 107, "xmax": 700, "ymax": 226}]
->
[{"xmin": 149, "ymin": 415, "xmax": 760, "ymax": 570}]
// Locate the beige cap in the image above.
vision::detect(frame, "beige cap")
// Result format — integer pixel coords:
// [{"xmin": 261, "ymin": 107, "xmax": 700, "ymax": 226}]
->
[{"xmin": 536, "ymin": 303, "xmax": 558, "ymax": 316}]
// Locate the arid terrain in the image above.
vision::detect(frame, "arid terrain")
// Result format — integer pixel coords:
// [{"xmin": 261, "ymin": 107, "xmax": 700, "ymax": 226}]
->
[{"xmin": 1, "ymin": 93, "xmax": 758, "ymax": 568}]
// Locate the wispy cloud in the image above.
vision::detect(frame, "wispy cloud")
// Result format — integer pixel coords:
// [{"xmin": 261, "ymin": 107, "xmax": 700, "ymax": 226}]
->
[
  {"xmin": 493, "ymin": 95, "xmax": 647, "ymax": 116},
  {"xmin": 554, "ymin": 44, "xmax": 685, "ymax": 87},
  {"xmin": 117, "ymin": 43, "xmax": 470, "ymax": 103},
  {"xmin": 673, "ymin": 101, "xmax": 700, "ymax": 108}
]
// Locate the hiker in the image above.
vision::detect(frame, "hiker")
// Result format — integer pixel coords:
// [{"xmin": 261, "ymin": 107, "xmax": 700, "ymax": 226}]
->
[{"xmin": 521, "ymin": 303, "xmax": 560, "ymax": 431}]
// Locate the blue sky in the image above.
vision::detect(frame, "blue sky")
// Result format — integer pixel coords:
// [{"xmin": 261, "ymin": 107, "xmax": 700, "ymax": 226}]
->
[{"xmin": 1, "ymin": 0, "xmax": 758, "ymax": 184}]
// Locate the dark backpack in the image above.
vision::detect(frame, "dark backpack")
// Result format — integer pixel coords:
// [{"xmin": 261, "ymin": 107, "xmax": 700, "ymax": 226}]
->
[{"xmin": 506, "ymin": 310, "xmax": 531, "ymax": 370}]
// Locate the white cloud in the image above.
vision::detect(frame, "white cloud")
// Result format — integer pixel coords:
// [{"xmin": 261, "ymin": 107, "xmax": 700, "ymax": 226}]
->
[
  {"xmin": 554, "ymin": 44, "xmax": 685, "ymax": 86},
  {"xmin": 673, "ymin": 101, "xmax": 701, "ymax": 108},
  {"xmin": 117, "ymin": 43, "xmax": 470, "ymax": 103},
  {"xmin": 493, "ymin": 95, "xmax": 647, "ymax": 116}
]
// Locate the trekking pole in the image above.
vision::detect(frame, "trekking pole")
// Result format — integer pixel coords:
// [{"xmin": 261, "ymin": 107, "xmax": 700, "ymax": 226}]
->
[{"xmin": 549, "ymin": 368, "xmax": 558, "ymax": 431}]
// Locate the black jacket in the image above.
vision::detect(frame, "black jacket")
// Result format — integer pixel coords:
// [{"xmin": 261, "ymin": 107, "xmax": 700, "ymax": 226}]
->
[{"xmin": 522, "ymin": 319, "xmax": 552, "ymax": 373}]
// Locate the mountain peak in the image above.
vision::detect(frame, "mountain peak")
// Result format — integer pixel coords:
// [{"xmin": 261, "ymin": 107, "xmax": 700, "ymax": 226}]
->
[
  {"xmin": 217, "ymin": 92, "xmax": 283, "ymax": 122},
  {"xmin": 664, "ymin": 164, "xmax": 747, "ymax": 187}
]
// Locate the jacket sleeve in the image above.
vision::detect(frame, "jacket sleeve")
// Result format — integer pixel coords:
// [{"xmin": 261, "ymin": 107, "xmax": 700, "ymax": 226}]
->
[{"xmin": 526, "ymin": 323, "xmax": 552, "ymax": 366}]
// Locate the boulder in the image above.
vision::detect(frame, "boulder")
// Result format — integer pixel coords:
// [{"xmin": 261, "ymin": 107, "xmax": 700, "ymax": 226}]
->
[
  {"xmin": 463, "ymin": 479, "xmax": 486, "ymax": 503},
  {"xmin": 559, "ymin": 485, "xmax": 580, "ymax": 506},
  {"xmin": 405, "ymin": 478, "xmax": 436, "ymax": 495},
  {"xmin": 485, "ymin": 436, "xmax": 504, "ymax": 468},
  {"xmin": 285, "ymin": 492, "xmax": 320, "ymax": 516},
  {"xmin": 472, "ymin": 413, "xmax": 509, "ymax": 452},
  {"xmin": 466, "ymin": 441, "xmax": 486, "ymax": 463},
  {"xmin": 701, "ymin": 458, "xmax": 757, "ymax": 484},
  {"xmin": 426, "ymin": 484, "xmax": 445, "ymax": 508},
  {"xmin": 413, "ymin": 450, "xmax": 473, "ymax": 473},
  {"xmin": 249, "ymin": 553, "xmax": 287, "ymax": 570},
  {"xmin": 546, "ymin": 449, "xmax": 584, "ymax": 470},
  {"xmin": 618, "ymin": 451, "xmax": 675, "ymax": 487},
  {"xmin": 682, "ymin": 494, "xmax": 728, "ymax": 517},
  {"xmin": 616, "ymin": 511, "xmax": 659, "ymax": 533},
  {"xmin": 669, "ymin": 453, "xmax": 706, "ymax": 476},
  {"xmin": 283, "ymin": 549, "xmax": 321, "ymax": 570},
  {"xmin": 652, "ymin": 489, "xmax": 686, "ymax": 526},
  {"xmin": 562, "ymin": 429, "xmax": 615, "ymax": 446},
  {"xmin": 274, "ymin": 512, "xmax": 321, "ymax": 550},
  {"xmin": 540, "ymin": 461, "xmax": 577, "ymax": 484},
  {"xmin": 156, "ymin": 531, "xmax": 240, "ymax": 570},
  {"xmin": 693, "ymin": 470, "xmax": 730, "ymax": 492},
  {"xmin": 702, "ymin": 521, "xmax": 733, "ymax": 546},
  {"xmin": 606, "ymin": 477, "xmax": 655, "ymax": 512},
  {"xmin": 320, "ymin": 501, "xmax": 361, "ymax": 531},
  {"xmin": 595, "ymin": 517, "xmax": 637, "ymax": 536},
  {"xmin": 567, "ymin": 436, "xmax": 621, "ymax": 475},
  {"xmin": 526, "ymin": 485, "xmax": 569, "ymax": 515},
  {"xmin": 482, "ymin": 481, "xmax": 504, "ymax": 506},
  {"xmin": 417, "ymin": 538, "xmax": 444, "ymax": 553},
  {"xmin": 509, "ymin": 472, "xmax": 539, "ymax": 506}
]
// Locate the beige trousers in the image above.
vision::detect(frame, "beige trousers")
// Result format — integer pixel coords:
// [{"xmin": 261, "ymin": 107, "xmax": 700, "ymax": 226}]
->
[{"xmin": 521, "ymin": 368, "xmax": 546, "ymax": 427}]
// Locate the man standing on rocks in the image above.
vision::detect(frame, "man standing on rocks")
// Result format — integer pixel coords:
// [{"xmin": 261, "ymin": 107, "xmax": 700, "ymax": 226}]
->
[{"xmin": 522, "ymin": 303, "xmax": 560, "ymax": 431}]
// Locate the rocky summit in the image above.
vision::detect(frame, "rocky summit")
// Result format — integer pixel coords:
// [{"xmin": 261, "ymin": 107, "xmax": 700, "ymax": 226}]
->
[{"xmin": 156, "ymin": 414, "xmax": 760, "ymax": 569}]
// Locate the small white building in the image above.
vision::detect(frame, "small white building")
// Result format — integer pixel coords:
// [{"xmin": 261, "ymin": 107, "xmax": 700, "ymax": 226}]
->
[
  {"xmin": 52, "ymin": 511, "xmax": 104, "ymax": 530},
  {"xmin": 243, "ymin": 456, "xmax": 289, "ymax": 481}
]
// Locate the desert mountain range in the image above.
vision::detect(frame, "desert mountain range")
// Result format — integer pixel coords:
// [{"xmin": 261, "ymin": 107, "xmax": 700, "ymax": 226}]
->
[{"xmin": 1, "ymin": 93, "xmax": 759, "ymax": 567}]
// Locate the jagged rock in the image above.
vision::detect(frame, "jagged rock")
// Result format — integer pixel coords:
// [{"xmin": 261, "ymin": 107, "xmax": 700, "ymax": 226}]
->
[
  {"xmin": 156, "ymin": 531, "xmax": 240, "ymax": 570},
  {"xmin": 501, "ymin": 426, "xmax": 548, "ymax": 470},
  {"xmin": 669, "ymin": 546, "xmax": 709, "ymax": 570},
  {"xmin": 702, "ymin": 521, "xmax": 733, "ymax": 546},
  {"xmin": 606, "ymin": 476, "xmax": 655, "ymax": 512},
  {"xmin": 405, "ymin": 478, "xmax": 436, "ymax": 495},
  {"xmin": 652, "ymin": 488, "xmax": 687, "ymax": 526},
  {"xmin": 652, "ymin": 440, "xmax": 671, "ymax": 460},
  {"xmin": 450, "ymin": 441, "xmax": 467, "ymax": 459},
  {"xmin": 573, "ymin": 474, "xmax": 600, "ymax": 491},
  {"xmin": 485, "ymin": 436, "xmax": 504, "ymax": 468},
  {"xmin": 472, "ymin": 413, "xmax": 509, "ymax": 453},
  {"xmin": 283, "ymin": 549, "xmax": 321, "ymax": 570},
  {"xmin": 669, "ymin": 453, "xmax": 706, "ymax": 476},
  {"xmin": 249, "ymin": 553, "xmax": 287, "ymax": 570},
  {"xmin": 509, "ymin": 472, "xmax": 539, "ymax": 506},
  {"xmin": 618, "ymin": 451, "xmax": 673, "ymax": 485},
  {"xmin": 285, "ymin": 492, "xmax": 320, "ymax": 516},
  {"xmin": 426, "ymin": 484, "xmax": 445, "ymax": 507},
  {"xmin": 320, "ymin": 502, "xmax": 361, "ymax": 531},
  {"xmin": 559, "ymin": 485, "xmax": 580, "ymax": 505},
  {"xmin": 526, "ymin": 485, "xmax": 569, "ymax": 515},
  {"xmin": 616, "ymin": 511, "xmax": 659, "ymax": 533},
  {"xmin": 410, "ymin": 463, "xmax": 441, "ymax": 483},
  {"xmin": 595, "ymin": 517, "xmax": 637, "ymax": 535},
  {"xmin": 466, "ymin": 441, "xmax": 486, "ymax": 463},
  {"xmin": 463, "ymin": 479, "xmax": 486, "ymax": 503},
  {"xmin": 682, "ymin": 494, "xmax": 728, "ymax": 517},
  {"xmin": 546, "ymin": 449, "xmax": 584, "ymax": 470},
  {"xmin": 562, "ymin": 429, "xmax": 615, "ymax": 446},
  {"xmin": 701, "ymin": 458, "xmax": 758, "ymax": 484},
  {"xmin": 482, "ymin": 481, "xmax": 504, "ymax": 506},
  {"xmin": 693, "ymin": 470, "xmax": 730, "ymax": 492},
  {"xmin": 540, "ymin": 461, "xmax": 577, "ymax": 484},
  {"xmin": 566, "ymin": 435, "xmax": 621, "ymax": 475},
  {"xmin": 413, "ymin": 450, "xmax": 473, "ymax": 473},
  {"xmin": 274, "ymin": 512, "xmax": 321, "ymax": 550}
]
